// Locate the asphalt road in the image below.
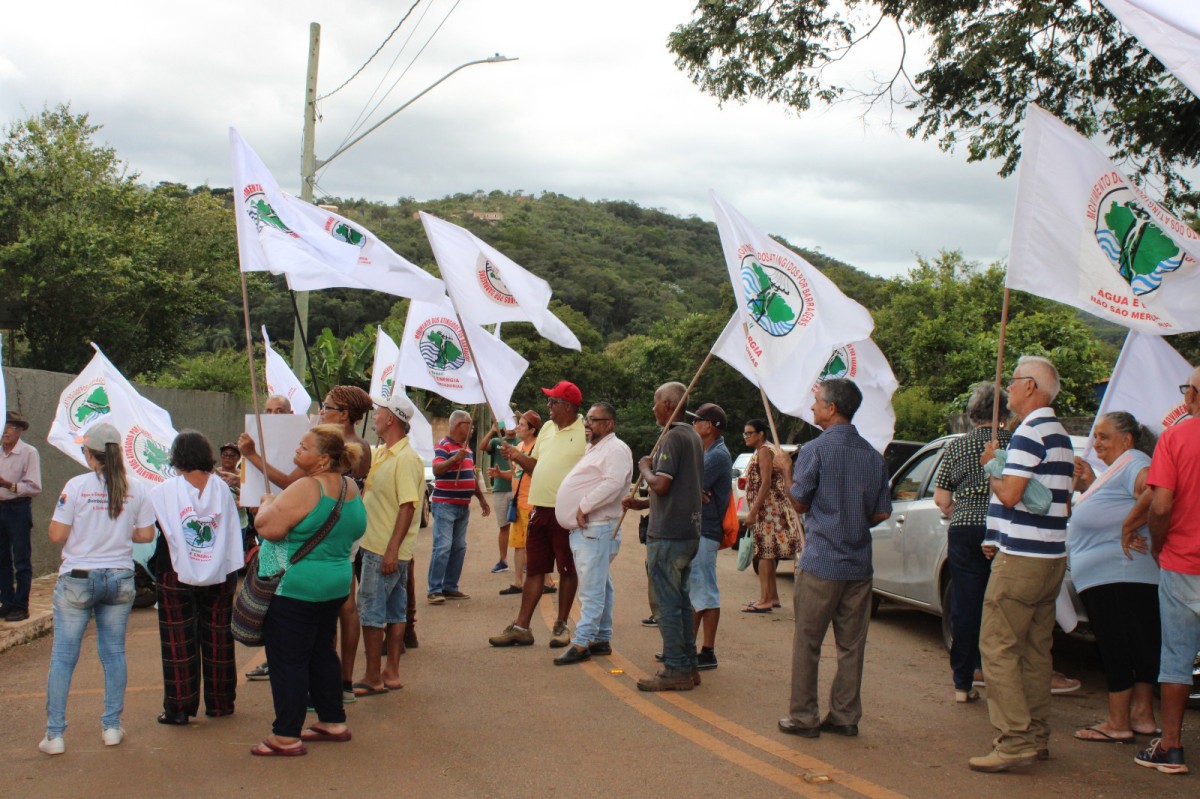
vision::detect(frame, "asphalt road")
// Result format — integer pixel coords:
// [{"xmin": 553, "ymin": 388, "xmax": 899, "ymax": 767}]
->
[{"xmin": 1, "ymin": 508, "xmax": 1194, "ymax": 797}]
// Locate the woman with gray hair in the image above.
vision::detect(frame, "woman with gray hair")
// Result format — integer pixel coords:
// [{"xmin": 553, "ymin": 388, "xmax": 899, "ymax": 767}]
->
[
  {"xmin": 933, "ymin": 382, "xmax": 1012, "ymax": 702},
  {"xmin": 1067, "ymin": 411, "xmax": 1160, "ymax": 743}
]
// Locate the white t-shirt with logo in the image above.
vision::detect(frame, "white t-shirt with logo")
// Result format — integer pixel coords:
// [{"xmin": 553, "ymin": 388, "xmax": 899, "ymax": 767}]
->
[
  {"xmin": 150, "ymin": 475, "xmax": 245, "ymax": 586},
  {"xmin": 52, "ymin": 473, "xmax": 155, "ymax": 575}
]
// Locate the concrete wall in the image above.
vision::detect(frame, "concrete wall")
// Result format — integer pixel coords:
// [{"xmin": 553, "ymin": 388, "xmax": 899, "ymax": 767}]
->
[{"xmin": 4, "ymin": 366, "xmax": 251, "ymax": 579}]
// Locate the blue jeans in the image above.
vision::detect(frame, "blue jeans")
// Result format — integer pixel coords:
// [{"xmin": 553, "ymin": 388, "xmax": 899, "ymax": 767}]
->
[
  {"xmin": 0, "ymin": 498, "xmax": 33, "ymax": 610},
  {"xmin": 646, "ymin": 537, "xmax": 699, "ymax": 671},
  {"xmin": 45, "ymin": 569, "xmax": 136, "ymax": 736},
  {"xmin": 428, "ymin": 503, "xmax": 470, "ymax": 595},
  {"xmin": 947, "ymin": 525, "xmax": 990, "ymax": 690},
  {"xmin": 568, "ymin": 520, "xmax": 620, "ymax": 647},
  {"xmin": 1158, "ymin": 569, "xmax": 1200, "ymax": 685}
]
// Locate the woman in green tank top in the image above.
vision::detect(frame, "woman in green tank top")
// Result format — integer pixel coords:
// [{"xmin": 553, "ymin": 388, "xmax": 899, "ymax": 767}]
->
[{"xmin": 249, "ymin": 425, "xmax": 366, "ymax": 756}]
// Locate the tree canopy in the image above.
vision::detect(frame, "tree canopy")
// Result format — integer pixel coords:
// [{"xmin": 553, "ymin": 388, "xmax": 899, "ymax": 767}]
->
[{"xmin": 668, "ymin": 1, "xmax": 1200, "ymax": 208}]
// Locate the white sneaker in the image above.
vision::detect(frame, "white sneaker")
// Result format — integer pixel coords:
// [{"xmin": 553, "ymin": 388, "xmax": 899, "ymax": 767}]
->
[
  {"xmin": 39, "ymin": 736, "xmax": 65, "ymax": 755},
  {"xmin": 102, "ymin": 727, "xmax": 125, "ymax": 746}
]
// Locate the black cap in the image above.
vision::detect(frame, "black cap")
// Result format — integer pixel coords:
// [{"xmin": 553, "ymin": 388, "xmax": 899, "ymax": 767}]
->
[{"xmin": 686, "ymin": 403, "xmax": 727, "ymax": 430}]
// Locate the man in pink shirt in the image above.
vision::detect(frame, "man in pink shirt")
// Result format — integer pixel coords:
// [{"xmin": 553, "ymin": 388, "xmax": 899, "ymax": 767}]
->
[
  {"xmin": 551, "ymin": 402, "xmax": 633, "ymax": 665},
  {"xmin": 1137, "ymin": 365, "xmax": 1200, "ymax": 776},
  {"xmin": 0, "ymin": 411, "xmax": 42, "ymax": 623}
]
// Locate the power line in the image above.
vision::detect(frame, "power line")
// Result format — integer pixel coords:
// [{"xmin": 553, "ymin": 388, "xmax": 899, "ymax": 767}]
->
[{"xmin": 317, "ymin": 0, "xmax": 424, "ymax": 101}]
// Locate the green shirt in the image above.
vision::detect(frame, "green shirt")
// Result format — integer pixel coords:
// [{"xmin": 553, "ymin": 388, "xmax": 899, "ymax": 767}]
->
[
  {"xmin": 487, "ymin": 435, "xmax": 516, "ymax": 492},
  {"xmin": 273, "ymin": 485, "xmax": 367, "ymax": 603}
]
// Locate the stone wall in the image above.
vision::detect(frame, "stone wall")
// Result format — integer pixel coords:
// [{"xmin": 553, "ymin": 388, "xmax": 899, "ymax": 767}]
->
[{"xmin": 4, "ymin": 366, "xmax": 250, "ymax": 578}]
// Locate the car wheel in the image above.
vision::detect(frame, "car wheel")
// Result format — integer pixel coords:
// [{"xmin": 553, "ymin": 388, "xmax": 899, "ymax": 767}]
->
[{"xmin": 940, "ymin": 578, "xmax": 954, "ymax": 653}]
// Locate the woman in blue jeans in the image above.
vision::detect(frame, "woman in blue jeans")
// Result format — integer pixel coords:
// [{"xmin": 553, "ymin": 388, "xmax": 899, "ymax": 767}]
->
[
  {"xmin": 40, "ymin": 423, "xmax": 157, "ymax": 755},
  {"xmin": 933, "ymin": 383, "xmax": 1011, "ymax": 703}
]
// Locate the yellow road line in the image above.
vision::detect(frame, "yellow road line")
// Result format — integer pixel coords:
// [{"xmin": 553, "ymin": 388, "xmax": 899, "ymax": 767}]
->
[{"xmin": 538, "ymin": 601, "xmax": 906, "ymax": 799}]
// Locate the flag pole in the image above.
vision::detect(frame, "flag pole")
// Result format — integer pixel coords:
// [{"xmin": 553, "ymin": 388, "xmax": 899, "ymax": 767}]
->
[
  {"xmin": 288, "ymin": 289, "xmax": 324, "ymax": 402},
  {"xmin": 240, "ymin": 272, "xmax": 274, "ymax": 496},
  {"xmin": 616, "ymin": 352, "xmax": 714, "ymax": 531},
  {"xmin": 991, "ymin": 287, "xmax": 1012, "ymax": 440},
  {"xmin": 740, "ymin": 320, "xmax": 783, "ymax": 449},
  {"xmin": 453, "ymin": 312, "xmax": 503, "ymax": 428}
]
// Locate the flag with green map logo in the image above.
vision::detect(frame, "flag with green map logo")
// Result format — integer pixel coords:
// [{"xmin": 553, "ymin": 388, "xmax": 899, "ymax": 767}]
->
[
  {"xmin": 48, "ymin": 344, "xmax": 179, "ymax": 485},
  {"xmin": 369, "ymin": 327, "xmax": 435, "ymax": 461}
]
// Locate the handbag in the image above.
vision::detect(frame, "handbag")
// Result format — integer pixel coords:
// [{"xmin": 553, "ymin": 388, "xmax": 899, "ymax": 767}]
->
[
  {"xmin": 231, "ymin": 477, "xmax": 348, "ymax": 646},
  {"xmin": 736, "ymin": 528, "xmax": 754, "ymax": 571},
  {"xmin": 719, "ymin": 493, "xmax": 739, "ymax": 550}
]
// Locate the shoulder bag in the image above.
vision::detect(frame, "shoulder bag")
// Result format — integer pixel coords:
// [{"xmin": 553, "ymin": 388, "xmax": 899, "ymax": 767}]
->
[{"xmin": 232, "ymin": 477, "xmax": 348, "ymax": 646}]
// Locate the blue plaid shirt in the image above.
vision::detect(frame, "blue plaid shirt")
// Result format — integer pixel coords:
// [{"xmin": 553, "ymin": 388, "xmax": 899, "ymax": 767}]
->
[{"xmin": 790, "ymin": 423, "xmax": 891, "ymax": 581}]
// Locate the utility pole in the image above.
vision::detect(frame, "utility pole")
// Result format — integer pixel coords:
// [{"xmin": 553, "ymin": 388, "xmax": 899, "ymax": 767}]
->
[{"xmin": 293, "ymin": 21, "xmax": 320, "ymax": 379}]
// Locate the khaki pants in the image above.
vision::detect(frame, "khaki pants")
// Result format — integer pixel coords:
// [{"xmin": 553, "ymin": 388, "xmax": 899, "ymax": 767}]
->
[
  {"xmin": 978, "ymin": 551, "xmax": 1066, "ymax": 755},
  {"xmin": 788, "ymin": 571, "xmax": 872, "ymax": 727}
]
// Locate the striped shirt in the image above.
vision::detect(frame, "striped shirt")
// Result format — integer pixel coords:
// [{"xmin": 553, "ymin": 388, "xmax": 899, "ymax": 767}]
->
[
  {"xmin": 985, "ymin": 407, "xmax": 1074, "ymax": 557},
  {"xmin": 432, "ymin": 436, "xmax": 476, "ymax": 505}
]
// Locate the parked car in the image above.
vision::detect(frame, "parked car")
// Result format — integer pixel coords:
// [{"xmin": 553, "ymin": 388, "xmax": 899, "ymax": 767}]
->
[
  {"xmin": 731, "ymin": 445, "xmax": 798, "ymax": 529},
  {"xmin": 869, "ymin": 434, "xmax": 1090, "ymax": 651}
]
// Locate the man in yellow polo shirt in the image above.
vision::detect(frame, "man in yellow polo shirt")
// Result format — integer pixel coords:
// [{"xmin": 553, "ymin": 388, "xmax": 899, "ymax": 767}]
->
[
  {"xmin": 489, "ymin": 381, "xmax": 586, "ymax": 647},
  {"xmin": 354, "ymin": 393, "xmax": 424, "ymax": 697}
]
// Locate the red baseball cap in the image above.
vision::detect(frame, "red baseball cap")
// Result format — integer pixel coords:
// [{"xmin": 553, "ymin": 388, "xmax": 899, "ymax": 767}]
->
[{"xmin": 541, "ymin": 381, "xmax": 582, "ymax": 407}]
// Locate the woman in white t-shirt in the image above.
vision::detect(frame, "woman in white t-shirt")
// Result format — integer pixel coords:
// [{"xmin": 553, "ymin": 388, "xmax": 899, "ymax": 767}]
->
[{"xmin": 40, "ymin": 423, "xmax": 156, "ymax": 756}]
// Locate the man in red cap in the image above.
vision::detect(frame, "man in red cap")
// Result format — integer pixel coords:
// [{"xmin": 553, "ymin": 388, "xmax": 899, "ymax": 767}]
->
[
  {"xmin": 0, "ymin": 411, "xmax": 42, "ymax": 623},
  {"xmin": 490, "ymin": 381, "xmax": 586, "ymax": 647}
]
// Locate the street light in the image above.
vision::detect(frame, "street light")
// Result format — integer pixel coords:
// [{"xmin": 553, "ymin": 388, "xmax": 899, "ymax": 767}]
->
[{"xmin": 290, "ymin": 26, "xmax": 518, "ymax": 378}]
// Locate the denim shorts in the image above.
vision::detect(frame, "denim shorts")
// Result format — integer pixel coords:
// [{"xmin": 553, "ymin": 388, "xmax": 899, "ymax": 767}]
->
[
  {"xmin": 357, "ymin": 550, "xmax": 408, "ymax": 628},
  {"xmin": 1158, "ymin": 569, "xmax": 1200, "ymax": 685},
  {"xmin": 688, "ymin": 536, "xmax": 720, "ymax": 611}
]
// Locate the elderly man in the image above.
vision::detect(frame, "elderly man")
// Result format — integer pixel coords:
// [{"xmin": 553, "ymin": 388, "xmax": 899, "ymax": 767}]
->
[
  {"xmin": 1135, "ymin": 365, "xmax": 1200, "ymax": 776},
  {"xmin": 0, "ymin": 411, "xmax": 42, "ymax": 623},
  {"xmin": 779, "ymin": 378, "xmax": 890, "ymax": 738},
  {"xmin": 551, "ymin": 402, "xmax": 632, "ymax": 665},
  {"xmin": 622, "ymin": 382, "xmax": 704, "ymax": 691},
  {"xmin": 968, "ymin": 356, "xmax": 1074, "ymax": 773},
  {"xmin": 355, "ymin": 393, "xmax": 424, "ymax": 696},
  {"xmin": 490, "ymin": 381, "xmax": 586, "ymax": 648},
  {"xmin": 264, "ymin": 395, "xmax": 292, "ymax": 415},
  {"xmin": 427, "ymin": 410, "xmax": 490, "ymax": 604},
  {"xmin": 686, "ymin": 402, "xmax": 732, "ymax": 670}
]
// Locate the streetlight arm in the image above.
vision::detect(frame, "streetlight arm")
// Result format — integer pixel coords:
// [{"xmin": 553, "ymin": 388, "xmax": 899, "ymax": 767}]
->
[{"xmin": 316, "ymin": 55, "xmax": 517, "ymax": 170}]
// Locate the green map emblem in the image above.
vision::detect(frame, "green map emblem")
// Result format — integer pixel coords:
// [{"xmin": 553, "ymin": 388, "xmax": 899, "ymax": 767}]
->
[
  {"xmin": 183, "ymin": 516, "xmax": 216, "ymax": 550},
  {"xmin": 327, "ymin": 220, "xmax": 365, "ymax": 248},
  {"xmin": 68, "ymin": 384, "xmax": 110, "ymax": 429},
  {"xmin": 416, "ymin": 319, "xmax": 468, "ymax": 374},
  {"xmin": 739, "ymin": 255, "xmax": 802, "ymax": 337},
  {"xmin": 1094, "ymin": 188, "xmax": 1189, "ymax": 296},
  {"xmin": 126, "ymin": 426, "xmax": 176, "ymax": 483},
  {"xmin": 242, "ymin": 184, "xmax": 295, "ymax": 238}
]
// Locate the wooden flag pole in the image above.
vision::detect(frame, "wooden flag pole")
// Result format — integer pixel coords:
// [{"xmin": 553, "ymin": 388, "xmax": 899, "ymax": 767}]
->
[
  {"xmin": 239, "ymin": 272, "xmax": 274, "ymax": 496},
  {"xmin": 991, "ymin": 288, "xmax": 1012, "ymax": 441},
  {"xmin": 758, "ymin": 383, "xmax": 782, "ymax": 448},
  {"xmin": 616, "ymin": 352, "xmax": 714, "ymax": 531},
  {"xmin": 453, "ymin": 312, "xmax": 503, "ymax": 432}
]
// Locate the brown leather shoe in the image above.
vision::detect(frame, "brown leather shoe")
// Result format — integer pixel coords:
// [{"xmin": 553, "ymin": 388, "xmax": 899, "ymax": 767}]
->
[{"xmin": 637, "ymin": 668, "xmax": 694, "ymax": 692}]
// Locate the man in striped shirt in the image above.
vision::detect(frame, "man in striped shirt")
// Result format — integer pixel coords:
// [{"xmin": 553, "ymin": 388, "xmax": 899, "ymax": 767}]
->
[
  {"xmin": 427, "ymin": 410, "xmax": 491, "ymax": 603},
  {"xmin": 969, "ymin": 356, "xmax": 1074, "ymax": 773}
]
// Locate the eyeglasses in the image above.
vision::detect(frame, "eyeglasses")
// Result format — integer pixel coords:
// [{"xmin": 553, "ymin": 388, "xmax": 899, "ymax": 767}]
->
[
  {"xmin": 1180, "ymin": 384, "xmax": 1198, "ymax": 396},
  {"xmin": 691, "ymin": 418, "xmax": 710, "ymax": 426},
  {"xmin": 546, "ymin": 397, "xmax": 565, "ymax": 406},
  {"xmin": 743, "ymin": 431, "xmax": 760, "ymax": 438},
  {"xmin": 320, "ymin": 403, "xmax": 347, "ymax": 412},
  {"xmin": 584, "ymin": 416, "xmax": 613, "ymax": 424},
  {"xmin": 1008, "ymin": 375, "xmax": 1038, "ymax": 389}
]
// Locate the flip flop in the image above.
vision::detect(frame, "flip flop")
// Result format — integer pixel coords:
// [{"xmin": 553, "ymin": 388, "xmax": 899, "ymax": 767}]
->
[
  {"xmin": 384, "ymin": 682, "xmax": 404, "ymax": 691},
  {"xmin": 300, "ymin": 727, "xmax": 352, "ymax": 743},
  {"xmin": 250, "ymin": 739, "xmax": 308, "ymax": 757},
  {"xmin": 1073, "ymin": 725, "xmax": 1132, "ymax": 744},
  {"xmin": 352, "ymin": 682, "xmax": 388, "ymax": 697},
  {"xmin": 741, "ymin": 605, "xmax": 773, "ymax": 614}
]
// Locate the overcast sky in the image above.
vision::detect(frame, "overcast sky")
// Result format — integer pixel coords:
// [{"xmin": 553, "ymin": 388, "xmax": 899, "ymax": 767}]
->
[{"xmin": 1, "ymin": 0, "xmax": 1020, "ymax": 278}]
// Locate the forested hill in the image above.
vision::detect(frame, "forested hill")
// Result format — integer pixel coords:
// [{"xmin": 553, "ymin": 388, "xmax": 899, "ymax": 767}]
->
[{"xmin": 300, "ymin": 190, "xmax": 886, "ymax": 342}]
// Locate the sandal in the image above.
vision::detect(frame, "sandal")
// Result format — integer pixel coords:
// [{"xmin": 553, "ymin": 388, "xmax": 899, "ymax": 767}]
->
[
  {"xmin": 157, "ymin": 711, "xmax": 189, "ymax": 726},
  {"xmin": 250, "ymin": 739, "xmax": 307, "ymax": 757},
  {"xmin": 1073, "ymin": 725, "xmax": 1133, "ymax": 743},
  {"xmin": 300, "ymin": 726, "xmax": 352, "ymax": 743}
]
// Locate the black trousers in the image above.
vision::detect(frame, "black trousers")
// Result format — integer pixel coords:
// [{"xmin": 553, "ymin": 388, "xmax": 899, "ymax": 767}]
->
[
  {"xmin": 1079, "ymin": 582, "xmax": 1161, "ymax": 693},
  {"xmin": 263, "ymin": 594, "xmax": 347, "ymax": 737}
]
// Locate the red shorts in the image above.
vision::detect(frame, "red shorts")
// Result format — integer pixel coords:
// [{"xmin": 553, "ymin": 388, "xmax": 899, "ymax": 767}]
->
[{"xmin": 525, "ymin": 506, "xmax": 576, "ymax": 577}]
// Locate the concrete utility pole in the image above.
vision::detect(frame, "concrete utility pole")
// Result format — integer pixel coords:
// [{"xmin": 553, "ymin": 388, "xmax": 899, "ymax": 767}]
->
[{"xmin": 293, "ymin": 21, "xmax": 320, "ymax": 379}]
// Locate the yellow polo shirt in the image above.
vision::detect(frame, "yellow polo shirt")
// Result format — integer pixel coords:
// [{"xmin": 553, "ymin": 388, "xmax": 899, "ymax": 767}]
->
[
  {"xmin": 360, "ymin": 437, "xmax": 425, "ymax": 560},
  {"xmin": 527, "ymin": 416, "xmax": 586, "ymax": 507}
]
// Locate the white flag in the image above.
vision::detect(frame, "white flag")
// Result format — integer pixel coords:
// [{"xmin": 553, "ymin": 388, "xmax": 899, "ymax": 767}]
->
[
  {"xmin": 396, "ymin": 297, "xmax": 526, "ymax": 426},
  {"xmin": 230, "ymin": 128, "xmax": 360, "ymax": 277},
  {"xmin": 709, "ymin": 191, "xmax": 875, "ymax": 414},
  {"xmin": 1101, "ymin": 0, "xmax": 1200, "ymax": 98},
  {"xmin": 1008, "ymin": 105, "xmax": 1200, "ymax": 333},
  {"xmin": 711, "ymin": 314, "xmax": 897, "ymax": 452},
  {"xmin": 1084, "ymin": 330, "xmax": 1195, "ymax": 469},
  {"xmin": 262, "ymin": 327, "xmax": 312, "ymax": 416},
  {"xmin": 369, "ymin": 327, "xmax": 435, "ymax": 461},
  {"xmin": 280, "ymin": 195, "xmax": 446, "ymax": 302},
  {"xmin": 419, "ymin": 211, "xmax": 580, "ymax": 350},
  {"xmin": 47, "ymin": 344, "xmax": 179, "ymax": 486}
]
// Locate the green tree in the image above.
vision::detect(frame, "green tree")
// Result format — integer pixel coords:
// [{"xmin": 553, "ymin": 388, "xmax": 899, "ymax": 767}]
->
[
  {"xmin": 0, "ymin": 106, "xmax": 237, "ymax": 374},
  {"xmin": 669, "ymin": 1, "xmax": 1200, "ymax": 206}
]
